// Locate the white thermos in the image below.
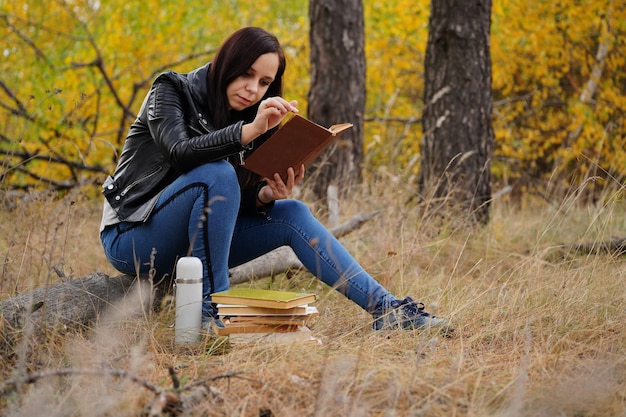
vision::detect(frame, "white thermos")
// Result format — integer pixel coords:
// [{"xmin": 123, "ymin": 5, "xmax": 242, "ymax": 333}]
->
[{"xmin": 175, "ymin": 256, "xmax": 203, "ymax": 343}]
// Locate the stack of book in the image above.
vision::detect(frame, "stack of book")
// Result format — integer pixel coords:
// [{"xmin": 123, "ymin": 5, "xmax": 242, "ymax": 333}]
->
[{"xmin": 210, "ymin": 288, "xmax": 319, "ymax": 343}]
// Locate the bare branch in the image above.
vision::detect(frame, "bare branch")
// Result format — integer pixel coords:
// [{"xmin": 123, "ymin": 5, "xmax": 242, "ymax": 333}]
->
[
  {"xmin": 0, "ymin": 145, "xmax": 106, "ymax": 174},
  {"xmin": 365, "ymin": 116, "xmax": 422, "ymax": 124},
  {"xmin": 0, "ymin": 365, "xmax": 248, "ymax": 400},
  {"xmin": 0, "ymin": 367, "xmax": 163, "ymax": 398},
  {"xmin": 1, "ymin": 14, "xmax": 55, "ymax": 67},
  {"xmin": 0, "ymin": 78, "xmax": 32, "ymax": 120}
]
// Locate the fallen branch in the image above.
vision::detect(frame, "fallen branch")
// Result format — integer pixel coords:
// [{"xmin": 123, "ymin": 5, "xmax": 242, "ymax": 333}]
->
[
  {"xmin": 553, "ymin": 237, "xmax": 626, "ymax": 257},
  {"xmin": 0, "ymin": 366, "xmax": 248, "ymax": 416}
]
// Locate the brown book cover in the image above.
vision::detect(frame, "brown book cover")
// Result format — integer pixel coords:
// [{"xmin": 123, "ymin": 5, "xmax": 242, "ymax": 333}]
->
[
  {"xmin": 211, "ymin": 319, "xmax": 300, "ymax": 336},
  {"xmin": 244, "ymin": 114, "xmax": 353, "ymax": 181},
  {"xmin": 228, "ymin": 315, "xmax": 310, "ymax": 326}
]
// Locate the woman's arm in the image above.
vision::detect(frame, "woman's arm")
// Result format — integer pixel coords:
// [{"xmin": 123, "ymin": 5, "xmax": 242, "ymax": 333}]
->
[{"xmin": 147, "ymin": 77, "xmax": 247, "ymax": 170}]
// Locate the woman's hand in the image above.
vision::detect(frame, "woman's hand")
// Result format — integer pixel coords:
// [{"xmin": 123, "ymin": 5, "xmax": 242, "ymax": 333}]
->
[
  {"xmin": 257, "ymin": 97, "xmax": 298, "ymax": 131},
  {"xmin": 242, "ymin": 98, "xmax": 298, "ymax": 145},
  {"xmin": 257, "ymin": 164, "xmax": 305, "ymax": 204}
]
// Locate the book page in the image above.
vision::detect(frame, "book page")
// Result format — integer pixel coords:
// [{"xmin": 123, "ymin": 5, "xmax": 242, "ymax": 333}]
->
[{"xmin": 329, "ymin": 123, "xmax": 353, "ymax": 135}]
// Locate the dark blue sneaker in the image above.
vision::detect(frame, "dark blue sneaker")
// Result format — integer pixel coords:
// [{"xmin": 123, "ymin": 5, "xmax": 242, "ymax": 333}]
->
[
  {"xmin": 202, "ymin": 315, "xmax": 225, "ymax": 335},
  {"xmin": 201, "ymin": 307, "xmax": 224, "ymax": 335},
  {"xmin": 372, "ymin": 297, "xmax": 448, "ymax": 331}
]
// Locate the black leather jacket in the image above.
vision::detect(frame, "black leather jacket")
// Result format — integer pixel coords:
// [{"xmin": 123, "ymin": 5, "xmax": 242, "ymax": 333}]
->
[{"xmin": 102, "ymin": 63, "xmax": 269, "ymax": 222}]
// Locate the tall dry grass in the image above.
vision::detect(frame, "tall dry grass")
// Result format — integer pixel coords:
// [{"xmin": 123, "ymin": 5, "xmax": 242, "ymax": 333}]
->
[{"xmin": 0, "ymin": 178, "xmax": 624, "ymax": 417}]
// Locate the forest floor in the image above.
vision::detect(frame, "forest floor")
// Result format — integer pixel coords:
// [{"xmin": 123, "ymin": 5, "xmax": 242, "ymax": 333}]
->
[{"xmin": 0, "ymin": 182, "xmax": 625, "ymax": 417}]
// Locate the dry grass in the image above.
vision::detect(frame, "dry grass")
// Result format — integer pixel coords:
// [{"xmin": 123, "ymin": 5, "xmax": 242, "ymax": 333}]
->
[{"xmin": 0, "ymin": 181, "xmax": 625, "ymax": 417}]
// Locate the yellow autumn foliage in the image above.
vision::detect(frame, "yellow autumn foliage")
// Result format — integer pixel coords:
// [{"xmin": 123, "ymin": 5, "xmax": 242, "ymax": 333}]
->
[
  {"xmin": 1, "ymin": 0, "xmax": 624, "ymax": 197},
  {"xmin": 490, "ymin": 0, "xmax": 625, "ymax": 194}
]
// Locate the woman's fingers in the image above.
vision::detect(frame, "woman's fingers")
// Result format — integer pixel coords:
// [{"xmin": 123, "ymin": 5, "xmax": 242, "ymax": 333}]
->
[{"xmin": 260, "ymin": 97, "xmax": 298, "ymax": 114}]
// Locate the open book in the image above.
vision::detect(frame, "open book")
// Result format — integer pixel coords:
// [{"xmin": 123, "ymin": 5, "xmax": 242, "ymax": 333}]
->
[{"xmin": 244, "ymin": 114, "xmax": 353, "ymax": 181}]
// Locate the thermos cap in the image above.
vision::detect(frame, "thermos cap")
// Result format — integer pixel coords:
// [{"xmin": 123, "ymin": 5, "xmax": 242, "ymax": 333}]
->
[{"xmin": 176, "ymin": 256, "xmax": 203, "ymax": 280}]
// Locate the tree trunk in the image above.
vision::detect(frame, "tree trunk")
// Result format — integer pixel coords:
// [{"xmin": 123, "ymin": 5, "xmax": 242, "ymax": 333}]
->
[
  {"xmin": 418, "ymin": 0, "xmax": 494, "ymax": 224},
  {"xmin": 308, "ymin": 0, "xmax": 366, "ymax": 202}
]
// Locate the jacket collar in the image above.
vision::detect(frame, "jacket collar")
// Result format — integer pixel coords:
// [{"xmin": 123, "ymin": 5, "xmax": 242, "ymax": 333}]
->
[{"xmin": 186, "ymin": 62, "xmax": 211, "ymax": 114}]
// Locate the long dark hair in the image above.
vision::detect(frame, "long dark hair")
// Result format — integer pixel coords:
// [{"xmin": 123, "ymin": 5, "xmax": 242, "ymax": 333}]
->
[{"xmin": 208, "ymin": 27, "xmax": 286, "ymax": 129}]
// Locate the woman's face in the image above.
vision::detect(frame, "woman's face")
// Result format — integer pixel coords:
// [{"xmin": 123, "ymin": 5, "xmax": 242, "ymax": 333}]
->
[{"xmin": 226, "ymin": 52, "xmax": 279, "ymax": 111}]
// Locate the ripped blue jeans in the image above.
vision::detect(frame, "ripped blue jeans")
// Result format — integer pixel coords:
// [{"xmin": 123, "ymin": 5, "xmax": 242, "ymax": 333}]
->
[{"xmin": 101, "ymin": 160, "xmax": 395, "ymax": 318}]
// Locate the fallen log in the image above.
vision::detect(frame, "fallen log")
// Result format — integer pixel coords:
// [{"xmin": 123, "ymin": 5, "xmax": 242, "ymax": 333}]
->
[
  {"xmin": 552, "ymin": 237, "xmax": 626, "ymax": 257},
  {"xmin": 0, "ymin": 210, "xmax": 379, "ymax": 347}
]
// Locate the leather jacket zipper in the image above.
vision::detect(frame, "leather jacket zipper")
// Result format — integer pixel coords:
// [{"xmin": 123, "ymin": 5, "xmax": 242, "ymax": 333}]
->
[{"xmin": 119, "ymin": 166, "xmax": 163, "ymax": 197}]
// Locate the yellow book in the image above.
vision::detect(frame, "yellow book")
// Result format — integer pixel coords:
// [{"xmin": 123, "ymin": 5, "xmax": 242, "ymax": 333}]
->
[{"xmin": 210, "ymin": 288, "xmax": 316, "ymax": 309}]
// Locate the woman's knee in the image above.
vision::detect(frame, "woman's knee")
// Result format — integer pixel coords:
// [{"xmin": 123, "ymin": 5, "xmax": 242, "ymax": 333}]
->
[
  {"xmin": 182, "ymin": 161, "xmax": 239, "ymax": 198},
  {"xmin": 278, "ymin": 199, "xmax": 308, "ymax": 211},
  {"xmin": 189, "ymin": 161, "xmax": 238, "ymax": 186},
  {"xmin": 155, "ymin": 161, "xmax": 240, "ymax": 217},
  {"xmin": 273, "ymin": 199, "xmax": 315, "ymax": 221}
]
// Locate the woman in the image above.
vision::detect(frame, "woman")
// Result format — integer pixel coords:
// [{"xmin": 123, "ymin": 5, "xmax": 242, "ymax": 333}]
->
[{"xmin": 100, "ymin": 27, "xmax": 446, "ymax": 331}]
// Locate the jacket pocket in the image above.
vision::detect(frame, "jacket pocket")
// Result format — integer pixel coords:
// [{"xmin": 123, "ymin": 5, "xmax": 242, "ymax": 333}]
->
[{"xmin": 102, "ymin": 165, "xmax": 165, "ymax": 220}]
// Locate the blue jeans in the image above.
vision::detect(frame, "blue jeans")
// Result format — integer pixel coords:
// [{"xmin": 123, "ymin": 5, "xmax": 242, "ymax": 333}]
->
[{"xmin": 101, "ymin": 161, "xmax": 395, "ymax": 318}]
